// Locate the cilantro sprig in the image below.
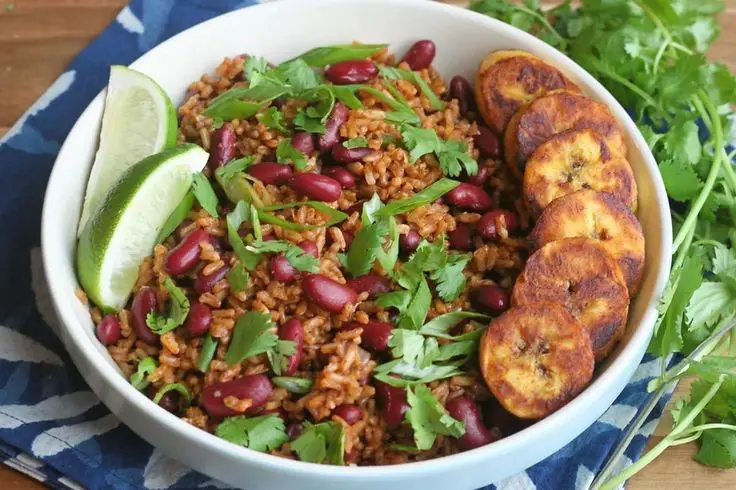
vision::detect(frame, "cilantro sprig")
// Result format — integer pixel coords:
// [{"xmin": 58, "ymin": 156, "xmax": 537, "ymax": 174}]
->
[
  {"xmin": 145, "ymin": 278, "xmax": 190, "ymax": 335},
  {"xmin": 400, "ymin": 126, "xmax": 478, "ymax": 177},
  {"xmin": 224, "ymin": 311, "xmax": 296, "ymax": 374},
  {"xmin": 406, "ymin": 384, "xmax": 465, "ymax": 450},
  {"xmin": 216, "ymin": 414, "xmax": 288, "ymax": 453},
  {"xmin": 291, "ymin": 421, "xmax": 345, "ymax": 465},
  {"xmin": 468, "ymin": 0, "xmax": 736, "ymax": 485}
]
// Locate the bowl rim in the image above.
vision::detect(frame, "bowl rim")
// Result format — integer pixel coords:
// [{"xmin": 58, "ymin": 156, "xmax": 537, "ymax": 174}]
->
[{"xmin": 41, "ymin": 0, "xmax": 672, "ymax": 479}]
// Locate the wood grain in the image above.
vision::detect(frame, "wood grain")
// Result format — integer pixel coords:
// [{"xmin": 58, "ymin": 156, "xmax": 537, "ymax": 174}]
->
[{"xmin": 0, "ymin": 0, "xmax": 733, "ymax": 488}]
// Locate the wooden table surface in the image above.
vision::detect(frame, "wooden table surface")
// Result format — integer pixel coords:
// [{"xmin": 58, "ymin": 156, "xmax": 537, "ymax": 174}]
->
[{"xmin": 0, "ymin": 1, "xmax": 734, "ymax": 488}]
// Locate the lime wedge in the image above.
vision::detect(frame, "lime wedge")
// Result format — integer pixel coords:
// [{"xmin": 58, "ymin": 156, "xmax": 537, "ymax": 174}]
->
[
  {"xmin": 78, "ymin": 65, "xmax": 178, "ymax": 235},
  {"xmin": 77, "ymin": 144, "xmax": 208, "ymax": 311}
]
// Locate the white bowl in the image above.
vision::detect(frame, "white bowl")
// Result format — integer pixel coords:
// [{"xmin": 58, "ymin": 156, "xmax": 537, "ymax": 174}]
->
[{"xmin": 41, "ymin": 0, "xmax": 672, "ymax": 488}]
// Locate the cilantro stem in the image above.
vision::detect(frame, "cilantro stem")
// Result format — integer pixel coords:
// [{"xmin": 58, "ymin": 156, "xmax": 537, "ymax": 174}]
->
[
  {"xmin": 672, "ymin": 224, "xmax": 695, "ymax": 271},
  {"xmin": 690, "ymin": 95, "xmax": 736, "ymax": 192},
  {"xmin": 597, "ymin": 376, "xmax": 725, "ymax": 490},
  {"xmin": 652, "ymin": 39, "xmax": 670, "ymax": 75},
  {"xmin": 672, "ymin": 94, "xmax": 725, "ymax": 253},
  {"xmin": 670, "ymin": 432, "xmax": 703, "ymax": 446},
  {"xmin": 680, "ymin": 423, "xmax": 736, "ymax": 436},
  {"xmin": 513, "ymin": 4, "xmax": 565, "ymax": 44},
  {"xmin": 597, "ymin": 67, "xmax": 665, "ymax": 116}
]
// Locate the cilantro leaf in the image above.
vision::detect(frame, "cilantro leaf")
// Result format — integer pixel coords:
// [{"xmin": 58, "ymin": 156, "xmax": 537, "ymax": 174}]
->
[
  {"xmin": 399, "ymin": 276, "xmax": 432, "ymax": 330},
  {"xmin": 191, "ymin": 173, "xmax": 219, "ymax": 217},
  {"xmin": 378, "ymin": 65, "xmax": 446, "ymax": 111},
  {"xmin": 694, "ymin": 429, "xmax": 736, "ymax": 468},
  {"xmin": 275, "ymin": 138, "xmax": 309, "ymax": 170},
  {"xmin": 257, "ymin": 107, "xmax": 288, "ymax": 134},
  {"xmin": 650, "ymin": 253, "xmax": 703, "ymax": 356},
  {"xmin": 268, "ymin": 58, "xmax": 321, "ymax": 92},
  {"xmin": 430, "ymin": 253, "xmax": 471, "ymax": 301},
  {"xmin": 686, "ymin": 281, "xmax": 736, "ymax": 332},
  {"xmin": 272, "ymin": 376, "xmax": 314, "ymax": 394},
  {"xmin": 258, "ymin": 201, "xmax": 348, "ymax": 231},
  {"xmin": 293, "ymin": 109, "xmax": 327, "ymax": 134},
  {"xmin": 216, "ymin": 156, "xmax": 256, "ymax": 181},
  {"xmin": 291, "ymin": 422, "xmax": 345, "ymax": 465},
  {"xmin": 145, "ymin": 278, "xmax": 190, "ymax": 335},
  {"xmin": 243, "ymin": 56, "xmax": 270, "ymax": 82},
  {"xmin": 225, "ymin": 312, "xmax": 278, "ymax": 365},
  {"xmin": 227, "ymin": 262, "xmax": 249, "ymax": 293},
  {"xmin": 130, "ymin": 357, "xmax": 157, "ymax": 390},
  {"xmin": 216, "ymin": 414, "xmax": 288, "ymax": 453},
  {"xmin": 247, "ymin": 240, "xmax": 320, "ymax": 272},
  {"xmin": 198, "ymin": 334, "xmax": 217, "ymax": 372},
  {"xmin": 226, "ymin": 201, "xmax": 262, "ymax": 270},
  {"xmin": 374, "ymin": 178, "xmax": 461, "ymax": 217},
  {"xmin": 418, "ymin": 311, "xmax": 490, "ymax": 339},
  {"xmin": 405, "ymin": 385, "xmax": 465, "ymax": 450},
  {"xmin": 346, "ymin": 220, "xmax": 389, "ymax": 276},
  {"xmin": 401, "ymin": 126, "xmax": 477, "ymax": 176},
  {"xmin": 266, "ymin": 340, "xmax": 297, "ymax": 376},
  {"xmin": 712, "ymin": 244, "xmax": 736, "ymax": 275},
  {"xmin": 343, "ymin": 136, "xmax": 369, "ymax": 149},
  {"xmin": 292, "ymin": 43, "xmax": 388, "ymax": 67},
  {"xmin": 153, "ymin": 383, "xmax": 191, "ymax": 406},
  {"xmin": 374, "ymin": 361, "xmax": 465, "ymax": 387},
  {"xmin": 662, "ymin": 118, "xmax": 703, "ymax": 165},
  {"xmin": 402, "ymin": 126, "xmax": 443, "ymax": 163},
  {"xmin": 659, "ymin": 159, "xmax": 703, "ymax": 202},
  {"xmin": 157, "ymin": 191, "xmax": 194, "ymax": 244}
]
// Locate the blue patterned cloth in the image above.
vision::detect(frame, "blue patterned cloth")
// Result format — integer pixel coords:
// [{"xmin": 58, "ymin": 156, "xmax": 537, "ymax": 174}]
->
[{"xmin": 0, "ymin": 1, "xmax": 676, "ymax": 488}]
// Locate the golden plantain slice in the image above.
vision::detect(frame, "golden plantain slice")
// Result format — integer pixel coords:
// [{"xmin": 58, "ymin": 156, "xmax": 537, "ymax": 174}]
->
[
  {"xmin": 523, "ymin": 128, "xmax": 638, "ymax": 216},
  {"xmin": 512, "ymin": 238, "xmax": 629, "ymax": 361},
  {"xmin": 474, "ymin": 50, "xmax": 581, "ymax": 134},
  {"xmin": 529, "ymin": 190, "xmax": 645, "ymax": 296},
  {"xmin": 504, "ymin": 91, "xmax": 627, "ymax": 176},
  {"xmin": 479, "ymin": 303, "xmax": 594, "ymax": 419}
]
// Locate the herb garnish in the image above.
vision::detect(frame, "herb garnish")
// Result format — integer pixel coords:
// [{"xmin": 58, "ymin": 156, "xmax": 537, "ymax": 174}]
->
[
  {"xmin": 290, "ymin": 43, "xmax": 388, "ymax": 67},
  {"xmin": 216, "ymin": 414, "xmax": 288, "ymax": 453},
  {"xmin": 145, "ymin": 278, "xmax": 190, "ymax": 335},
  {"xmin": 152, "ymin": 383, "xmax": 191, "ymax": 406},
  {"xmin": 406, "ymin": 384, "xmax": 465, "ymax": 450},
  {"xmin": 191, "ymin": 172, "xmax": 219, "ymax": 217},
  {"xmin": 224, "ymin": 312, "xmax": 296, "ymax": 374},
  {"xmin": 130, "ymin": 357, "xmax": 157, "ymax": 391},
  {"xmin": 157, "ymin": 191, "xmax": 194, "ymax": 243},
  {"xmin": 401, "ymin": 126, "xmax": 477, "ymax": 177},
  {"xmin": 275, "ymin": 138, "xmax": 309, "ymax": 170},
  {"xmin": 291, "ymin": 421, "xmax": 345, "ymax": 465}
]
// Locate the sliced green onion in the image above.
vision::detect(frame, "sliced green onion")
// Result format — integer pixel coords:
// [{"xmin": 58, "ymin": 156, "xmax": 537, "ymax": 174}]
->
[{"xmin": 272, "ymin": 376, "xmax": 314, "ymax": 394}]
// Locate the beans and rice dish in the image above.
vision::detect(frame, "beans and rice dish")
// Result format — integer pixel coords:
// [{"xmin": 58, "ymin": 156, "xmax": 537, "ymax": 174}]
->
[{"xmin": 78, "ymin": 40, "xmax": 644, "ymax": 466}]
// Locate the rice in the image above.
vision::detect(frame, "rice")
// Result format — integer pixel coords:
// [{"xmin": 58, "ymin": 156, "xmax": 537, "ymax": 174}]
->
[{"xmin": 94, "ymin": 46, "xmax": 530, "ymax": 466}]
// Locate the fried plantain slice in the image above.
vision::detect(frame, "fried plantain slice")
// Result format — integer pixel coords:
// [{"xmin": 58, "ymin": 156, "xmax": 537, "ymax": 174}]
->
[
  {"xmin": 474, "ymin": 50, "xmax": 581, "ymax": 134},
  {"xmin": 479, "ymin": 303, "xmax": 594, "ymax": 419},
  {"xmin": 512, "ymin": 238, "xmax": 629, "ymax": 361},
  {"xmin": 504, "ymin": 91, "xmax": 627, "ymax": 176},
  {"xmin": 523, "ymin": 128, "xmax": 638, "ymax": 216},
  {"xmin": 529, "ymin": 190, "xmax": 645, "ymax": 296}
]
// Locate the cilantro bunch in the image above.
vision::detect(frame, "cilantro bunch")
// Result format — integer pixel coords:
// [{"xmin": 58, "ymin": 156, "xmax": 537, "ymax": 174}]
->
[{"xmin": 470, "ymin": 0, "xmax": 736, "ymax": 486}]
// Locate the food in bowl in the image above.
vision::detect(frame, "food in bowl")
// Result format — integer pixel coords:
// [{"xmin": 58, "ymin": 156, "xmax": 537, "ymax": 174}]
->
[{"xmin": 74, "ymin": 40, "xmax": 644, "ymax": 466}]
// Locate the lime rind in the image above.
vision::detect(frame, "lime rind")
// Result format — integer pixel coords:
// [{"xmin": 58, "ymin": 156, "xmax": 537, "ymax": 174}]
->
[
  {"xmin": 77, "ymin": 144, "xmax": 208, "ymax": 311},
  {"xmin": 78, "ymin": 65, "xmax": 178, "ymax": 236}
]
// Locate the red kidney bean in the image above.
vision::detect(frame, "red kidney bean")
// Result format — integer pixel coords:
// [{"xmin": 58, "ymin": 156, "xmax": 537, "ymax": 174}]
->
[
  {"xmin": 342, "ymin": 230, "xmax": 354, "ymax": 249},
  {"xmin": 331, "ymin": 144, "xmax": 373, "ymax": 164},
  {"xmin": 201, "ymin": 375, "xmax": 273, "ymax": 417},
  {"xmin": 375, "ymin": 381, "xmax": 409, "ymax": 429},
  {"xmin": 322, "ymin": 166, "xmax": 356, "ymax": 188},
  {"xmin": 286, "ymin": 423, "xmax": 303, "ymax": 440},
  {"xmin": 246, "ymin": 162, "xmax": 293, "ymax": 186},
  {"xmin": 474, "ymin": 126, "xmax": 501, "ymax": 159},
  {"xmin": 399, "ymin": 229, "xmax": 422, "ymax": 254},
  {"xmin": 402, "ymin": 40, "xmax": 436, "ymax": 70},
  {"xmin": 471, "ymin": 285, "xmax": 510, "ymax": 315},
  {"xmin": 96, "ymin": 314, "xmax": 121, "ymax": 345},
  {"xmin": 476, "ymin": 209, "xmax": 518, "ymax": 241},
  {"xmin": 164, "ymin": 229, "xmax": 211, "ymax": 276},
  {"xmin": 333, "ymin": 404, "xmax": 364, "ymax": 425},
  {"xmin": 448, "ymin": 223, "xmax": 475, "ymax": 251},
  {"xmin": 186, "ymin": 302, "xmax": 212, "ymax": 337},
  {"xmin": 298, "ymin": 240, "xmax": 319, "ymax": 258},
  {"xmin": 292, "ymin": 131, "xmax": 316, "ymax": 153},
  {"xmin": 446, "ymin": 395, "xmax": 497, "ymax": 450},
  {"xmin": 288, "ymin": 173, "xmax": 342, "ymax": 202},
  {"xmin": 270, "ymin": 255, "xmax": 298, "ymax": 284},
  {"xmin": 346, "ymin": 275, "xmax": 391, "ymax": 298},
  {"xmin": 450, "ymin": 75, "xmax": 473, "ymax": 116},
  {"xmin": 317, "ymin": 102, "xmax": 349, "ymax": 151},
  {"xmin": 444, "ymin": 183, "xmax": 493, "ymax": 212},
  {"xmin": 359, "ymin": 321, "xmax": 394, "ymax": 352},
  {"xmin": 158, "ymin": 391, "xmax": 181, "ymax": 414},
  {"xmin": 278, "ymin": 319, "xmax": 304, "ymax": 376},
  {"xmin": 194, "ymin": 265, "xmax": 230, "ymax": 295},
  {"xmin": 262, "ymin": 233, "xmax": 277, "ymax": 242},
  {"xmin": 463, "ymin": 163, "xmax": 492, "ymax": 187},
  {"xmin": 131, "ymin": 287, "xmax": 158, "ymax": 345},
  {"xmin": 325, "ymin": 60, "xmax": 378, "ymax": 85},
  {"xmin": 302, "ymin": 274, "xmax": 357, "ymax": 313},
  {"xmin": 207, "ymin": 124, "xmax": 237, "ymax": 171}
]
